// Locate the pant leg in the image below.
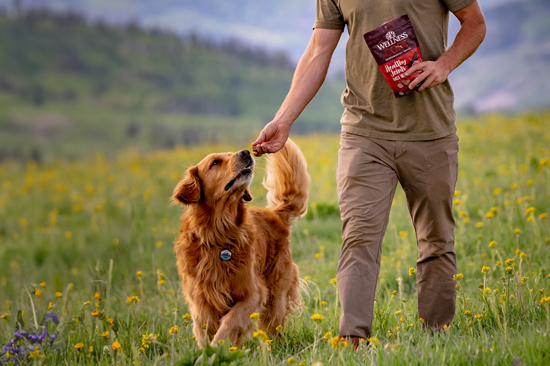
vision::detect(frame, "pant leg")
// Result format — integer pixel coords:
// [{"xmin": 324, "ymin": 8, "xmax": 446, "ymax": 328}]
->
[
  {"xmin": 336, "ymin": 132, "xmax": 398, "ymax": 339},
  {"xmin": 396, "ymin": 133, "xmax": 459, "ymax": 329}
]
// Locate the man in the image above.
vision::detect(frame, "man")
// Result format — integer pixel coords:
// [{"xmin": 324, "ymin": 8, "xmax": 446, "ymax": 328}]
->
[{"xmin": 252, "ymin": 0, "xmax": 486, "ymax": 345}]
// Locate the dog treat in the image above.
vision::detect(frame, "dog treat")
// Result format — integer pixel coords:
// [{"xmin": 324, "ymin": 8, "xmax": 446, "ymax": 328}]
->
[{"xmin": 363, "ymin": 14, "xmax": 423, "ymax": 98}]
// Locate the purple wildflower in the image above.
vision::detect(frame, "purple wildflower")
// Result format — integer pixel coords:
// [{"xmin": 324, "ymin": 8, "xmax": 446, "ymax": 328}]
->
[
  {"xmin": 1, "ymin": 341, "xmax": 14, "ymax": 353},
  {"xmin": 44, "ymin": 312, "xmax": 60, "ymax": 325},
  {"xmin": 37, "ymin": 327, "xmax": 48, "ymax": 344}
]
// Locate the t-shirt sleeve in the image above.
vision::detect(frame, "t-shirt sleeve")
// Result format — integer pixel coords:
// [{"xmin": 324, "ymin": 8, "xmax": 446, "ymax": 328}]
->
[
  {"xmin": 442, "ymin": 0, "xmax": 477, "ymax": 13},
  {"xmin": 313, "ymin": 0, "xmax": 345, "ymax": 30}
]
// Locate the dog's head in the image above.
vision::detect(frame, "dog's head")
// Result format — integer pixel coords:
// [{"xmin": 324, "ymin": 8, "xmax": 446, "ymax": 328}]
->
[{"xmin": 172, "ymin": 149, "xmax": 255, "ymax": 206}]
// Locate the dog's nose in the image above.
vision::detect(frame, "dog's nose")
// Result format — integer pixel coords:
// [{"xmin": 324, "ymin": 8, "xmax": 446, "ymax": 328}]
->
[{"xmin": 238, "ymin": 150, "xmax": 251, "ymax": 157}]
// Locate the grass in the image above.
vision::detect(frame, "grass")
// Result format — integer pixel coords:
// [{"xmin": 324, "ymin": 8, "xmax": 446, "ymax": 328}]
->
[{"xmin": 0, "ymin": 112, "xmax": 549, "ymax": 365}]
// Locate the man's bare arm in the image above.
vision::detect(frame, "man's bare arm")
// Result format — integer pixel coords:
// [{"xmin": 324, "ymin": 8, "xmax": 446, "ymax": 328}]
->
[
  {"xmin": 252, "ymin": 28, "xmax": 342, "ymax": 156},
  {"xmin": 406, "ymin": 1, "xmax": 486, "ymax": 91}
]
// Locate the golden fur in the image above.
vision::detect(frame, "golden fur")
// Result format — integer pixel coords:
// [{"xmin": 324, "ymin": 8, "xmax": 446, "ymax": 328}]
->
[{"xmin": 172, "ymin": 138, "xmax": 310, "ymax": 347}]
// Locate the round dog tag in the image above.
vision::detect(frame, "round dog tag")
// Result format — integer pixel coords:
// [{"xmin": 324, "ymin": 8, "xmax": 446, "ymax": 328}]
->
[{"xmin": 220, "ymin": 250, "xmax": 232, "ymax": 261}]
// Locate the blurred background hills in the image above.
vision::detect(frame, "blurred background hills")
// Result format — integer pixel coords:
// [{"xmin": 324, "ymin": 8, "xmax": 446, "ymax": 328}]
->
[{"xmin": 0, "ymin": 0, "xmax": 548, "ymax": 161}]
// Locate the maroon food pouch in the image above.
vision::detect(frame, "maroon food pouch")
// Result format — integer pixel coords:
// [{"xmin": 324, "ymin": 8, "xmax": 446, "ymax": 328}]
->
[{"xmin": 363, "ymin": 15, "xmax": 423, "ymax": 98}]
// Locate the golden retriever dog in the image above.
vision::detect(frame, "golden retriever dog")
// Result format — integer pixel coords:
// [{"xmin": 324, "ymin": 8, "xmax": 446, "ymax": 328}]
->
[{"xmin": 172, "ymin": 138, "xmax": 310, "ymax": 347}]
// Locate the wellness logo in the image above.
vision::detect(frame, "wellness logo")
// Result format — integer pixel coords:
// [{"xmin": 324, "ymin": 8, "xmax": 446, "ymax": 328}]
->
[{"xmin": 376, "ymin": 31, "xmax": 409, "ymax": 50}]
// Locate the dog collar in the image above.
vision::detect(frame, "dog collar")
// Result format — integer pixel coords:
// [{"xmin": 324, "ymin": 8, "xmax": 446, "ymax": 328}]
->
[{"xmin": 220, "ymin": 249, "xmax": 232, "ymax": 261}]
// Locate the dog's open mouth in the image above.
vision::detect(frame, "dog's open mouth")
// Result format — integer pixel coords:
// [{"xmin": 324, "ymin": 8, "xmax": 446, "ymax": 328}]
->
[{"xmin": 224, "ymin": 161, "xmax": 254, "ymax": 191}]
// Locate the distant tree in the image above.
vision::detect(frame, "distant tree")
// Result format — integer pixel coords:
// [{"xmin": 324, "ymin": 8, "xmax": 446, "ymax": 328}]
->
[
  {"xmin": 30, "ymin": 148, "xmax": 42, "ymax": 163},
  {"xmin": 125, "ymin": 121, "xmax": 140, "ymax": 138},
  {"xmin": 30, "ymin": 84, "xmax": 44, "ymax": 106}
]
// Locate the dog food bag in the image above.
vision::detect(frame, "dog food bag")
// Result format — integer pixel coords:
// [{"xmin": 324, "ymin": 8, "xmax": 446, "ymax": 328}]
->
[{"xmin": 363, "ymin": 14, "xmax": 423, "ymax": 98}]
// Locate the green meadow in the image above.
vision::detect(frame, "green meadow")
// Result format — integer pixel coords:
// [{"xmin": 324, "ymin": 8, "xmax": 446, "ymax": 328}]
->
[{"xmin": 0, "ymin": 112, "xmax": 549, "ymax": 365}]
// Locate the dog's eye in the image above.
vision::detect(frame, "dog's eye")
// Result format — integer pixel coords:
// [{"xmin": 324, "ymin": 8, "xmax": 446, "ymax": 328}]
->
[{"xmin": 210, "ymin": 160, "xmax": 221, "ymax": 168}]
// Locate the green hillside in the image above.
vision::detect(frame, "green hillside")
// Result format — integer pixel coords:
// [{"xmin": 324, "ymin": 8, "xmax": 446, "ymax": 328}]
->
[{"xmin": 0, "ymin": 10, "xmax": 345, "ymax": 161}]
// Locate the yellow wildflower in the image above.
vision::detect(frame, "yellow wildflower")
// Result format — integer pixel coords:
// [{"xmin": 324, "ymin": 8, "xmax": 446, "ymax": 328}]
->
[
  {"xmin": 476, "ymin": 222, "xmax": 483, "ymax": 228},
  {"xmin": 474, "ymin": 314, "xmax": 483, "ymax": 319},
  {"xmin": 102, "ymin": 331, "xmax": 110, "ymax": 339},
  {"xmin": 0, "ymin": 313, "xmax": 9, "ymax": 321},
  {"xmin": 489, "ymin": 241, "xmax": 496, "ymax": 248},
  {"xmin": 94, "ymin": 293, "xmax": 100, "ymax": 300},
  {"xmin": 329, "ymin": 336, "xmax": 347, "ymax": 349},
  {"xmin": 493, "ymin": 188, "xmax": 502, "ymax": 195},
  {"xmin": 514, "ymin": 228, "xmax": 521, "ymax": 234},
  {"xmin": 250, "ymin": 312, "xmax": 260, "ymax": 320},
  {"xmin": 287, "ymin": 357, "xmax": 296, "ymax": 364},
  {"xmin": 485, "ymin": 212, "xmax": 494, "ymax": 218},
  {"xmin": 35, "ymin": 288, "xmax": 42, "ymax": 297},
  {"xmin": 329, "ymin": 278, "xmax": 337, "ymax": 284},
  {"xmin": 323, "ymin": 332, "xmax": 332, "ymax": 342},
  {"xmin": 464, "ymin": 310, "xmax": 472, "ymax": 316},
  {"xmin": 230, "ymin": 347, "xmax": 237, "ymax": 351},
  {"xmin": 540, "ymin": 296, "xmax": 550, "ymax": 306},
  {"xmin": 368, "ymin": 337, "xmax": 380, "ymax": 346},
  {"xmin": 112, "ymin": 341, "xmax": 121, "ymax": 350},
  {"xmin": 483, "ymin": 287, "xmax": 492, "ymax": 295},
  {"xmin": 481, "ymin": 266, "xmax": 490, "ymax": 274},
  {"xmin": 39, "ymin": 282, "xmax": 46, "ymax": 287},
  {"xmin": 55, "ymin": 292, "xmax": 62, "ymax": 298},
  {"xmin": 453, "ymin": 273, "xmax": 464, "ymax": 281},
  {"xmin": 521, "ymin": 277, "xmax": 529, "ymax": 284},
  {"xmin": 311, "ymin": 313, "xmax": 324, "ymax": 323},
  {"xmin": 126, "ymin": 295, "xmax": 140, "ymax": 304},
  {"xmin": 136, "ymin": 271, "xmax": 143, "ymax": 278},
  {"xmin": 409, "ymin": 267, "xmax": 416, "ymax": 276},
  {"xmin": 169, "ymin": 325, "xmax": 179, "ymax": 335},
  {"xmin": 74, "ymin": 343, "xmax": 84, "ymax": 349},
  {"xmin": 540, "ymin": 213, "xmax": 548, "ymax": 220},
  {"xmin": 253, "ymin": 329, "xmax": 268, "ymax": 341},
  {"xmin": 182, "ymin": 313, "xmax": 192, "ymax": 321}
]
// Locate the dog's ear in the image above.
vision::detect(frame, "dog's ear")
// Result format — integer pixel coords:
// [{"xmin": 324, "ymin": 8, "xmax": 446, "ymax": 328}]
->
[
  {"xmin": 172, "ymin": 166, "xmax": 201, "ymax": 205},
  {"xmin": 243, "ymin": 189, "xmax": 253, "ymax": 202}
]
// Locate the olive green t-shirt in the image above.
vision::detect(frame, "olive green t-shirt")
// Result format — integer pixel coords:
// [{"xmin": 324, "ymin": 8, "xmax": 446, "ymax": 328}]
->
[{"xmin": 314, "ymin": 0, "xmax": 475, "ymax": 140}]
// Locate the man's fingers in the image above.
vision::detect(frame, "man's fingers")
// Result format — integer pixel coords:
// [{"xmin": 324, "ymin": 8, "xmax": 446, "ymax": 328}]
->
[
  {"xmin": 418, "ymin": 74, "xmax": 436, "ymax": 92},
  {"xmin": 252, "ymin": 129, "xmax": 266, "ymax": 146},
  {"xmin": 252, "ymin": 145, "xmax": 263, "ymax": 157},
  {"xmin": 404, "ymin": 61, "xmax": 426, "ymax": 76},
  {"xmin": 409, "ymin": 70, "xmax": 429, "ymax": 90}
]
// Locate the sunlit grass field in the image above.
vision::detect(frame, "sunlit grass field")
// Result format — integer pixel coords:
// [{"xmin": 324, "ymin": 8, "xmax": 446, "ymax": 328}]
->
[{"xmin": 0, "ymin": 112, "xmax": 549, "ymax": 365}]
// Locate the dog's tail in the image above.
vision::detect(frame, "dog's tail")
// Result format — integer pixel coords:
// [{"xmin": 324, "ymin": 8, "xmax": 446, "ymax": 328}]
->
[{"xmin": 263, "ymin": 138, "xmax": 310, "ymax": 224}]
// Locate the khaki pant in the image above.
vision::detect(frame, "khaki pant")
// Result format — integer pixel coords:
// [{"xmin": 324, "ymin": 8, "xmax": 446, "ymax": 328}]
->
[{"xmin": 336, "ymin": 132, "xmax": 459, "ymax": 339}]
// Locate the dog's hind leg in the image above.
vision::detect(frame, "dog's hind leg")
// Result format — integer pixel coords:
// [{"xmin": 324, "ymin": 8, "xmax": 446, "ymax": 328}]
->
[{"xmin": 211, "ymin": 291, "xmax": 263, "ymax": 346}]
